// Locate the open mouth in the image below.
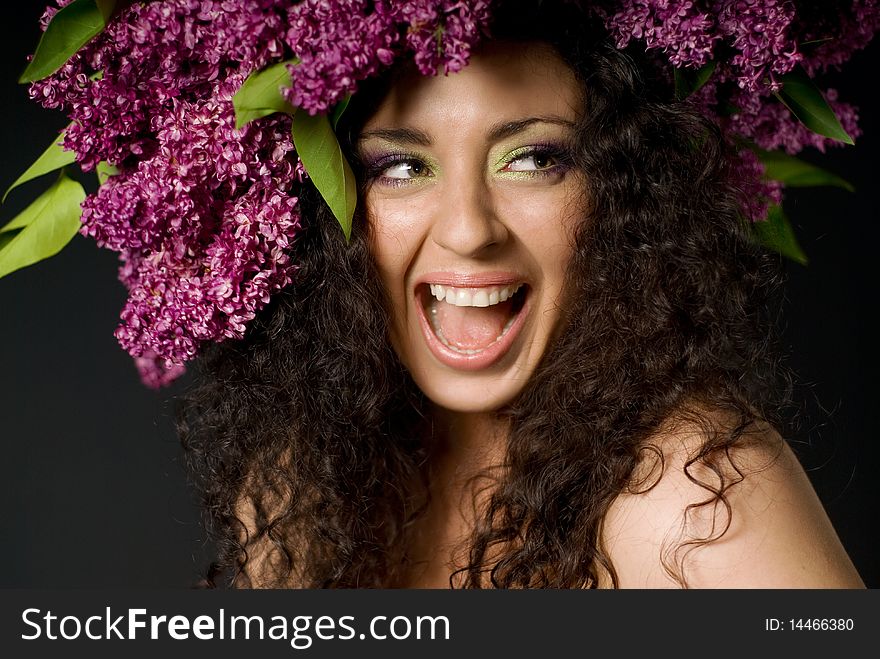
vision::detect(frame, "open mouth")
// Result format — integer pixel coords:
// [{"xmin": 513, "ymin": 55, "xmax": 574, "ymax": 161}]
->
[
  {"xmin": 416, "ymin": 282, "xmax": 529, "ymax": 368},
  {"xmin": 425, "ymin": 283, "xmax": 527, "ymax": 353}
]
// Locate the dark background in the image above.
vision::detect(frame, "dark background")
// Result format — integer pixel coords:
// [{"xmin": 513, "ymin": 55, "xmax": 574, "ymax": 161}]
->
[{"xmin": 1, "ymin": 3, "xmax": 877, "ymax": 588}]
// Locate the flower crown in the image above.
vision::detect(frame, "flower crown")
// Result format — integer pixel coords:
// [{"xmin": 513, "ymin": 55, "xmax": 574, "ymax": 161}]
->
[{"xmin": 2, "ymin": 0, "xmax": 876, "ymax": 387}]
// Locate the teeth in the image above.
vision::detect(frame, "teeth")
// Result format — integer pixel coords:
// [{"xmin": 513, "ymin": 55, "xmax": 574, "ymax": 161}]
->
[{"xmin": 427, "ymin": 283, "xmax": 523, "ymax": 307}]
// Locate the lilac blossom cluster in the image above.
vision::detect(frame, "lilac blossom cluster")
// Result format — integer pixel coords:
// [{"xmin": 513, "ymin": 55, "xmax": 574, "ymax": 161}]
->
[
  {"xmin": 605, "ymin": 0, "xmax": 720, "ymax": 68},
  {"xmin": 25, "ymin": 0, "xmax": 876, "ymax": 385},
  {"xmin": 283, "ymin": 0, "xmax": 493, "ymax": 114},
  {"xmin": 29, "ymin": 0, "xmax": 490, "ymax": 386},
  {"xmin": 31, "ymin": 0, "xmax": 300, "ymax": 386},
  {"xmin": 602, "ymin": 0, "xmax": 876, "ymax": 220},
  {"xmin": 792, "ymin": 0, "xmax": 880, "ymax": 75},
  {"xmin": 605, "ymin": 0, "xmax": 803, "ymax": 91}
]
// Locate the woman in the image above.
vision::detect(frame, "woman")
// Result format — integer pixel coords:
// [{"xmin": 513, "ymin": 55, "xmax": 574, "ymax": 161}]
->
[
  {"xmin": 6, "ymin": 1, "xmax": 870, "ymax": 588},
  {"xmin": 176, "ymin": 4, "xmax": 865, "ymax": 588}
]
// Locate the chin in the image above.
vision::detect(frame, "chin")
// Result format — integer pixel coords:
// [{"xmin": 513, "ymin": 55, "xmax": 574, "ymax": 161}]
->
[
  {"xmin": 399, "ymin": 330, "xmax": 542, "ymax": 415},
  {"xmin": 412, "ymin": 373, "xmax": 527, "ymax": 415}
]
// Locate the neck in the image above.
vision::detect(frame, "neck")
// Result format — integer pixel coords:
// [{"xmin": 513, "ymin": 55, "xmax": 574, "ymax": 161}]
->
[
  {"xmin": 426, "ymin": 407, "xmax": 509, "ymax": 491},
  {"xmin": 400, "ymin": 408, "xmax": 509, "ymax": 587}
]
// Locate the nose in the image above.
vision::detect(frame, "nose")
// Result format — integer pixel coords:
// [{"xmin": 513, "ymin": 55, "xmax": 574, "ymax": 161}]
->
[{"xmin": 430, "ymin": 176, "xmax": 508, "ymax": 258}]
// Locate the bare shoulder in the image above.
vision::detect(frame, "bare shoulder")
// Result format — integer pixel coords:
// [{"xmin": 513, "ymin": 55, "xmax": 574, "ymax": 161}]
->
[{"xmin": 599, "ymin": 409, "xmax": 865, "ymax": 588}]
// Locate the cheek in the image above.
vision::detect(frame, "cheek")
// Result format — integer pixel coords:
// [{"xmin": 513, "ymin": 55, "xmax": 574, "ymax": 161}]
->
[
  {"xmin": 497, "ymin": 184, "xmax": 584, "ymax": 275},
  {"xmin": 365, "ymin": 197, "xmax": 427, "ymax": 334},
  {"xmin": 367, "ymin": 197, "xmax": 406, "ymax": 276}
]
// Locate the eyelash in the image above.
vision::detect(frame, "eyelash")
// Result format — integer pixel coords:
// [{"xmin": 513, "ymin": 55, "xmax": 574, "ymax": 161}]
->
[
  {"xmin": 364, "ymin": 144, "xmax": 572, "ymax": 188},
  {"xmin": 364, "ymin": 152, "xmax": 430, "ymax": 188},
  {"xmin": 500, "ymin": 144, "xmax": 572, "ymax": 177}
]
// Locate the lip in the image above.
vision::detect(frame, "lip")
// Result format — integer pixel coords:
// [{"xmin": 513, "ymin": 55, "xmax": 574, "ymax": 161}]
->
[
  {"xmin": 414, "ymin": 273, "xmax": 530, "ymax": 371},
  {"xmin": 415, "ymin": 270, "xmax": 526, "ymax": 289}
]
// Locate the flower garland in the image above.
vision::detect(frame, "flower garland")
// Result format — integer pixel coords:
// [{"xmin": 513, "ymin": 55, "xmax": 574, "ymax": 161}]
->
[{"xmin": 1, "ymin": 0, "xmax": 876, "ymax": 387}]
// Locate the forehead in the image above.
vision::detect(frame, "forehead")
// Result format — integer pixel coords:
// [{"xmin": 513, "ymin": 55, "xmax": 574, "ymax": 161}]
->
[{"xmin": 363, "ymin": 41, "xmax": 583, "ymax": 131}]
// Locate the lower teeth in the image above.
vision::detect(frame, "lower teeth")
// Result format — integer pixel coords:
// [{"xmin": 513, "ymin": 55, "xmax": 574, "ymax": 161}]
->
[{"xmin": 428, "ymin": 301, "xmax": 517, "ymax": 355}]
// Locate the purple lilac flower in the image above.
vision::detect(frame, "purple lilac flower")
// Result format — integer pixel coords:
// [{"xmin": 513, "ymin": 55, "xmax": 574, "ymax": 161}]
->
[
  {"xmin": 28, "ymin": 0, "xmax": 491, "ymax": 386},
  {"xmin": 729, "ymin": 86, "xmax": 862, "ymax": 153},
  {"xmin": 396, "ymin": 0, "xmax": 494, "ymax": 76},
  {"xmin": 135, "ymin": 353, "xmax": 188, "ymax": 389},
  {"xmin": 606, "ymin": 1, "xmax": 720, "ymax": 68},
  {"xmin": 282, "ymin": 0, "xmax": 492, "ymax": 114},
  {"xmin": 31, "ymin": 0, "xmax": 290, "ymax": 171},
  {"xmin": 605, "ymin": 1, "xmax": 803, "ymax": 90},
  {"xmin": 24, "ymin": 1, "xmax": 877, "ymax": 385},
  {"xmin": 603, "ymin": 0, "xmax": 871, "ymax": 228},
  {"xmin": 713, "ymin": 0, "xmax": 801, "ymax": 92},
  {"xmin": 282, "ymin": 0, "xmax": 402, "ymax": 114},
  {"xmin": 114, "ymin": 188, "xmax": 301, "ymax": 373},
  {"xmin": 791, "ymin": 0, "xmax": 880, "ymax": 75},
  {"xmin": 731, "ymin": 149, "xmax": 784, "ymax": 222},
  {"xmin": 30, "ymin": 0, "xmax": 302, "ymax": 386}
]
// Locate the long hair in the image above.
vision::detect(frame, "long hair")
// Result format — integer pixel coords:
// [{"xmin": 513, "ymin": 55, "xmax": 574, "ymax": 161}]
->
[{"xmin": 178, "ymin": 2, "xmax": 791, "ymax": 588}]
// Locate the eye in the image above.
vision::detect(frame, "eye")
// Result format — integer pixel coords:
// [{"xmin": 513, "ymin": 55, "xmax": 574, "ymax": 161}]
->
[
  {"xmin": 380, "ymin": 159, "xmax": 430, "ymax": 180},
  {"xmin": 499, "ymin": 145, "xmax": 572, "ymax": 178},
  {"xmin": 505, "ymin": 152, "xmax": 558, "ymax": 172}
]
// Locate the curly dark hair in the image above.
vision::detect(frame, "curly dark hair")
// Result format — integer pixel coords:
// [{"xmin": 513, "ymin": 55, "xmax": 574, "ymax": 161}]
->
[{"xmin": 177, "ymin": 1, "xmax": 791, "ymax": 588}]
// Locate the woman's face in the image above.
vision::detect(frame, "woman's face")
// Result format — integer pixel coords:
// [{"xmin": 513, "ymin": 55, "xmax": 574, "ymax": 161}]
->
[{"xmin": 358, "ymin": 42, "xmax": 586, "ymax": 414}]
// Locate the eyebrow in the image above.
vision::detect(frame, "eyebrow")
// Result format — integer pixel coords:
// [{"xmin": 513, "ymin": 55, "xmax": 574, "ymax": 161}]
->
[
  {"xmin": 358, "ymin": 116, "xmax": 576, "ymax": 147},
  {"xmin": 487, "ymin": 116, "xmax": 576, "ymax": 142},
  {"xmin": 359, "ymin": 126, "xmax": 432, "ymax": 146}
]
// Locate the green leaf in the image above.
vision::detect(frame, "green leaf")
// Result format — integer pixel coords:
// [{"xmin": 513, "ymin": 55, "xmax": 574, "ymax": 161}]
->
[
  {"xmin": 233, "ymin": 59, "xmax": 297, "ymax": 129},
  {"xmin": 0, "ymin": 229, "xmax": 20, "ymax": 252},
  {"xmin": 3, "ymin": 127, "xmax": 75, "ymax": 203},
  {"xmin": 96, "ymin": 160, "xmax": 119, "ymax": 186},
  {"xmin": 19, "ymin": 0, "xmax": 116, "ymax": 83},
  {"xmin": 799, "ymin": 37, "xmax": 834, "ymax": 48},
  {"xmin": 775, "ymin": 68, "xmax": 854, "ymax": 145},
  {"xmin": 330, "ymin": 95, "xmax": 351, "ymax": 130},
  {"xmin": 291, "ymin": 112, "xmax": 357, "ymax": 241},
  {"xmin": 755, "ymin": 148, "xmax": 854, "ymax": 192},
  {"xmin": 751, "ymin": 204, "xmax": 808, "ymax": 266},
  {"xmin": 0, "ymin": 171, "xmax": 86, "ymax": 279},
  {"xmin": 674, "ymin": 60, "xmax": 716, "ymax": 101},
  {"xmin": 1, "ymin": 211, "xmax": 34, "ymax": 234}
]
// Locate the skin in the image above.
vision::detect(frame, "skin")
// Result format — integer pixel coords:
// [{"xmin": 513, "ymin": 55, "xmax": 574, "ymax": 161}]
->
[
  {"xmin": 601, "ymin": 413, "xmax": 865, "ymax": 588},
  {"xmin": 356, "ymin": 43, "xmax": 865, "ymax": 589},
  {"xmin": 358, "ymin": 42, "xmax": 586, "ymax": 417}
]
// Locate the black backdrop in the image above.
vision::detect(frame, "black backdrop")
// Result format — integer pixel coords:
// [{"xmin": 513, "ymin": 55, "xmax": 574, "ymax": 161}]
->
[{"xmin": 1, "ymin": 2, "xmax": 877, "ymax": 589}]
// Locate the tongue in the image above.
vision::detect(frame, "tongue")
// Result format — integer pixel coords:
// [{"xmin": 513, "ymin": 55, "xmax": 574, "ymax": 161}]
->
[{"xmin": 434, "ymin": 298, "xmax": 515, "ymax": 350}]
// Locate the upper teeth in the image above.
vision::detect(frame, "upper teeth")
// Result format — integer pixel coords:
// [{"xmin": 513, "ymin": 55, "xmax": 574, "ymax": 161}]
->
[{"xmin": 428, "ymin": 283, "xmax": 523, "ymax": 307}]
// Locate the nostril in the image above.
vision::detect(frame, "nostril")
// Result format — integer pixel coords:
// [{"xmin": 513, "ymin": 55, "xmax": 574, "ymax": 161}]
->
[{"xmin": 431, "ymin": 214, "xmax": 507, "ymax": 256}]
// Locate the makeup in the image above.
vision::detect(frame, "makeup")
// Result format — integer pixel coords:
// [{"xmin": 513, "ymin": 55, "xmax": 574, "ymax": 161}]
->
[{"xmin": 361, "ymin": 41, "xmax": 586, "ymax": 412}]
